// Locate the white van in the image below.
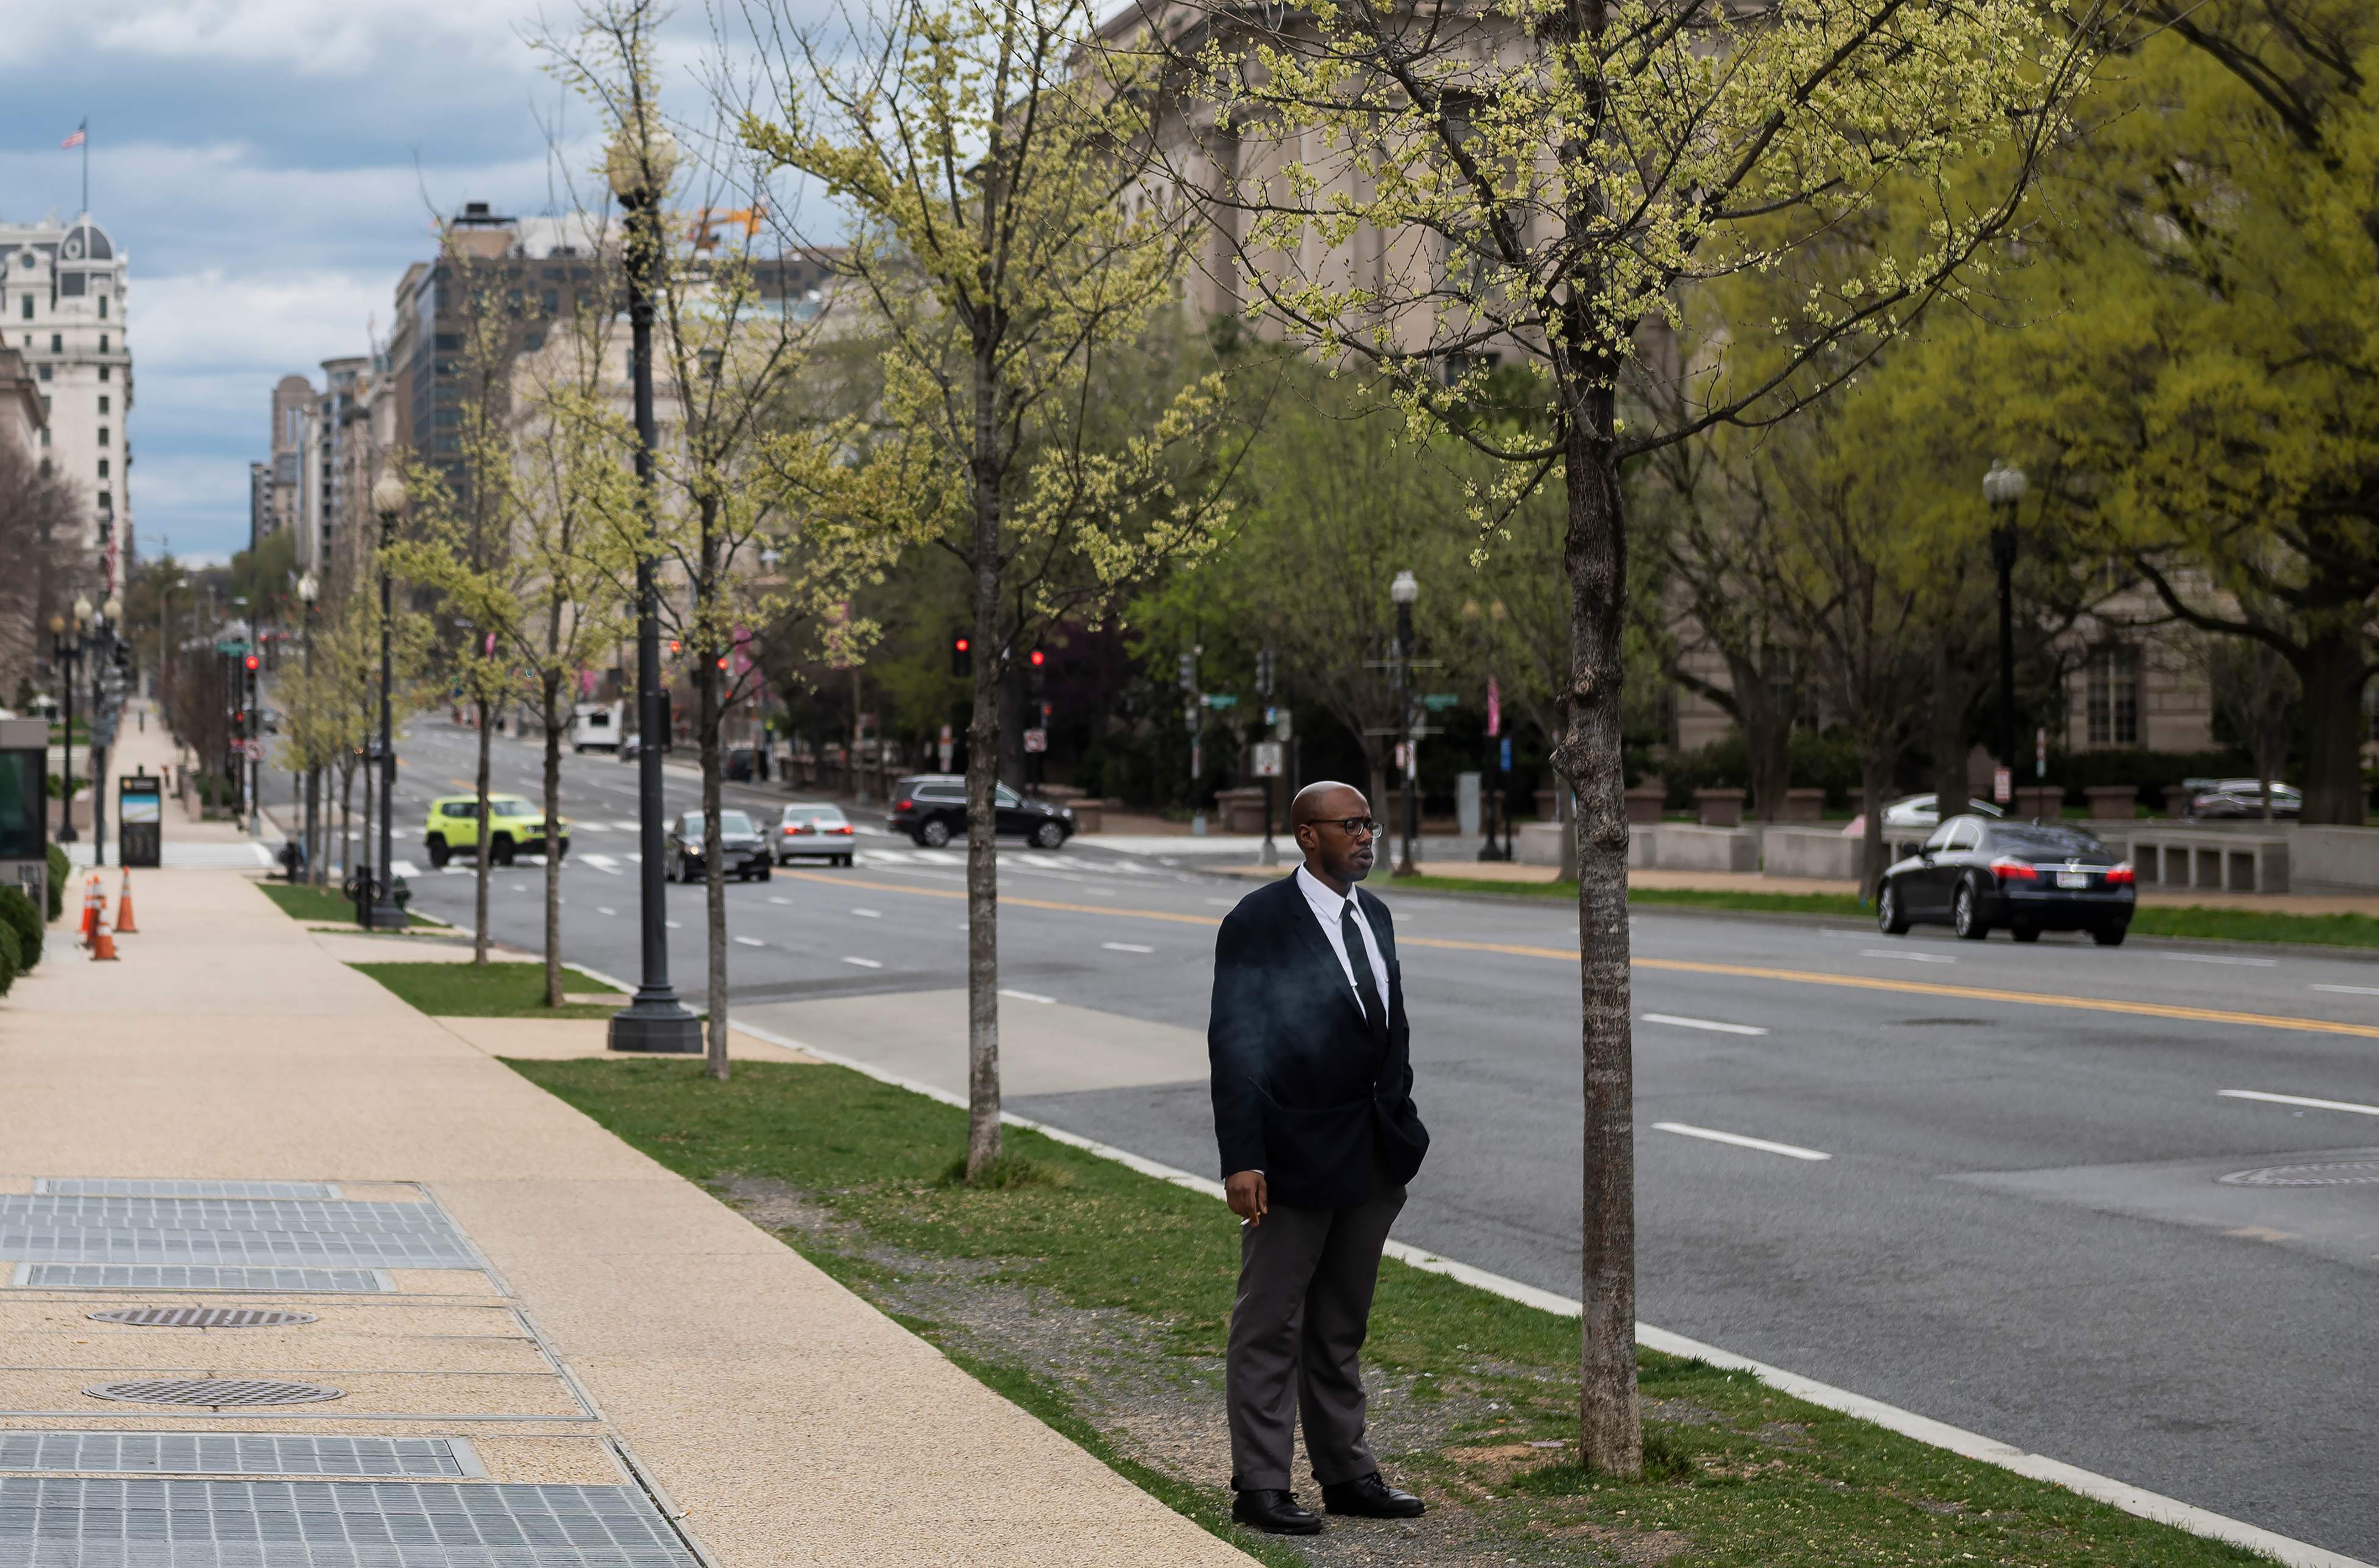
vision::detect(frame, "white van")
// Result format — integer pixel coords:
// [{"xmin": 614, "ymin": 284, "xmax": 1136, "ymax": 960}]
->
[{"xmin": 572, "ymin": 702, "xmax": 625, "ymax": 753}]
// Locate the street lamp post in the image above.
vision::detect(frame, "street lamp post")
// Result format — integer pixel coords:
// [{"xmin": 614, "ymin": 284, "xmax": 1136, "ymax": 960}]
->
[
  {"xmin": 1982, "ymin": 461, "xmax": 2028, "ymax": 794},
  {"xmin": 606, "ymin": 116, "xmax": 700, "ymax": 1055},
  {"xmin": 93, "ymin": 594, "xmax": 120, "ymax": 868},
  {"xmin": 1391, "ymin": 569, "xmax": 1419, "ymax": 877},
  {"xmin": 49, "ymin": 602, "xmax": 87, "ymax": 842},
  {"xmin": 297, "ymin": 571, "xmax": 320, "ymax": 885},
  {"xmin": 367, "ymin": 472, "xmax": 409, "ymax": 930}
]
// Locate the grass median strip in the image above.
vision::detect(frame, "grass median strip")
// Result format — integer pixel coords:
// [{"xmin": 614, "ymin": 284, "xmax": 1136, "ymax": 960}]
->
[
  {"xmin": 353, "ymin": 961, "xmax": 622, "ymax": 1019},
  {"xmin": 508, "ymin": 1055, "xmax": 2263, "ymax": 1568}
]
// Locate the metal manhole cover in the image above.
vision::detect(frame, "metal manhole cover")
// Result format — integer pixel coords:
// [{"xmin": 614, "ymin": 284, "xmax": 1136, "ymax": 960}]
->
[
  {"xmin": 2219, "ymin": 1161, "xmax": 2379, "ymax": 1188},
  {"xmin": 85, "ymin": 1379, "xmax": 344, "ymax": 1407},
  {"xmin": 87, "ymin": 1306, "xmax": 319, "ymax": 1328}
]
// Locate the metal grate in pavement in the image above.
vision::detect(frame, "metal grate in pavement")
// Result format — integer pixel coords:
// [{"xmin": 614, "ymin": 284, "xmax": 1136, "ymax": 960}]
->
[
  {"xmin": 86, "ymin": 1381, "xmax": 345, "ymax": 1408},
  {"xmin": 0, "ymin": 1195, "xmax": 475, "ymax": 1270},
  {"xmin": 0, "ymin": 1479, "xmax": 699, "ymax": 1566},
  {"xmin": 11, "ymin": 1265, "xmax": 395, "ymax": 1293},
  {"xmin": 87, "ymin": 1307, "xmax": 318, "ymax": 1328},
  {"xmin": 2219, "ymin": 1160, "xmax": 2379, "ymax": 1188},
  {"xmin": 35, "ymin": 1181, "xmax": 345, "ymax": 1201},
  {"xmin": 0, "ymin": 1434, "xmax": 472, "ymax": 1479}
]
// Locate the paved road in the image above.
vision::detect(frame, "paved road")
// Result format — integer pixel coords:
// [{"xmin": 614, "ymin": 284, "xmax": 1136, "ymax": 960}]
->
[{"xmin": 381, "ymin": 720, "xmax": 2379, "ymax": 1559}]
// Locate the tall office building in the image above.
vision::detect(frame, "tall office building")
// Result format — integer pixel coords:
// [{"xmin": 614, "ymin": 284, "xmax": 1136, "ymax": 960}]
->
[{"xmin": 0, "ymin": 212, "xmax": 132, "ymax": 591}]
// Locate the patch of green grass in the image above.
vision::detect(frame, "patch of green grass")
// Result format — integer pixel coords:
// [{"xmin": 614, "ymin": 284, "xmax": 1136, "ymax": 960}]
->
[
  {"xmin": 1403, "ymin": 876, "xmax": 1870, "ymax": 918},
  {"xmin": 510, "ymin": 1057, "xmax": 2264, "ymax": 1567},
  {"xmin": 252, "ymin": 880, "xmax": 364, "ymax": 926},
  {"xmin": 351, "ymin": 961, "xmax": 621, "ymax": 1018},
  {"xmin": 2131, "ymin": 904, "xmax": 2379, "ymax": 949}
]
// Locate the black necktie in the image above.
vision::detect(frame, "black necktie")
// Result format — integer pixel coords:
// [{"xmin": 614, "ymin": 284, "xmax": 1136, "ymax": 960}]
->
[{"xmin": 1341, "ymin": 901, "xmax": 1387, "ymax": 1037}]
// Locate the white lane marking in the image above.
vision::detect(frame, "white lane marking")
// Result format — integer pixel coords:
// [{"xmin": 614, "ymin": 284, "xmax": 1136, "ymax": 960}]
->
[
  {"xmin": 392, "ymin": 859, "xmax": 420, "ymax": 878},
  {"xmin": 1101, "ymin": 941, "xmax": 1156, "ymax": 954},
  {"xmin": 843, "ymin": 955, "xmax": 884, "ymax": 969},
  {"xmin": 596, "ymin": 907, "xmax": 617, "ymax": 916},
  {"xmin": 1643, "ymin": 1013, "xmax": 1769, "ymax": 1037},
  {"xmin": 575, "ymin": 821, "xmax": 609, "ymax": 832},
  {"xmin": 509, "ymin": 883, "xmax": 528, "ymax": 893},
  {"xmin": 911, "ymin": 849, "xmax": 963, "ymax": 865},
  {"xmin": 581, "ymin": 854, "xmax": 622, "ymax": 875},
  {"xmin": 610, "ymin": 819, "xmax": 641, "ymax": 833},
  {"xmin": 999, "ymin": 988, "xmax": 1056, "ymax": 1004},
  {"xmin": 665, "ymin": 919, "xmax": 682, "ymax": 930},
  {"xmin": 852, "ymin": 908, "xmax": 882, "ymax": 918},
  {"xmin": 2219, "ymin": 1088, "xmax": 2379, "ymax": 1118},
  {"xmin": 1017, "ymin": 853, "xmax": 1070, "ymax": 869},
  {"xmin": 2161, "ymin": 952, "xmax": 2278, "ymax": 968},
  {"xmin": 733, "ymin": 936, "xmax": 765, "ymax": 948},
  {"xmin": 2311, "ymin": 983, "xmax": 2379, "ymax": 996},
  {"xmin": 625, "ymin": 854, "xmax": 641, "ymax": 864},
  {"xmin": 768, "ymin": 896, "xmax": 792, "ymax": 906},
  {"xmin": 1654, "ymin": 1121, "xmax": 1830, "ymax": 1161},
  {"xmin": 1861, "ymin": 948, "xmax": 1955, "ymax": 964},
  {"xmin": 860, "ymin": 850, "xmax": 915, "ymax": 865},
  {"xmin": 1205, "ymin": 897, "xmax": 1238, "ymax": 908},
  {"xmin": 441, "ymin": 867, "xmax": 472, "ymax": 877}
]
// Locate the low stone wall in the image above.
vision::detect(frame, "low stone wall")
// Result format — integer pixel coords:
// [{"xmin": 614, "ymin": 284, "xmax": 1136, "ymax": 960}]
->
[{"xmin": 1760, "ymin": 826, "xmax": 1859, "ymax": 881}]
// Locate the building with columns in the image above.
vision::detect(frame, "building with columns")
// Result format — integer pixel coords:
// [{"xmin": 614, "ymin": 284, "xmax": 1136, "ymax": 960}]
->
[{"xmin": 0, "ymin": 212, "xmax": 132, "ymax": 592}]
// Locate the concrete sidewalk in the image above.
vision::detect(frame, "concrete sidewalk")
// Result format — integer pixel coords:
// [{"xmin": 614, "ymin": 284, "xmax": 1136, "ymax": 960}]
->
[{"xmin": 0, "ymin": 870, "xmax": 1253, "ymax": 1567}]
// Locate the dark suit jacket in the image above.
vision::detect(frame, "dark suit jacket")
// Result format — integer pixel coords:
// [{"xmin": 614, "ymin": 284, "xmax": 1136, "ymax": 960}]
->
[{"xmin": 1208, "ymin": 873, "xmax": 1429, "ymax": 1210}]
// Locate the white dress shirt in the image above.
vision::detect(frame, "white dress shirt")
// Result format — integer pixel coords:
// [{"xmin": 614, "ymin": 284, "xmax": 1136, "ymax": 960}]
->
[{"xmin": 1294, "ymin": 864, "xmax": 1390, "ymax": 1020}]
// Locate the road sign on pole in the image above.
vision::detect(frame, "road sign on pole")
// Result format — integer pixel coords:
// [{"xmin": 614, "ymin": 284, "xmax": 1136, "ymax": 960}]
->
[
  {"xmin": 1253, "ymin": 741, "xmax": 1283, "ymax": 778},
  {"xmin": 1023, "ymin": 728, "xmax": 1047, "ymax": 754}
]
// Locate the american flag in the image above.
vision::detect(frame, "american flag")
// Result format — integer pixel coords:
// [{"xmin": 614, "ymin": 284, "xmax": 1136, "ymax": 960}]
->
[{"xmin": 60, "ymin": 123, "xmax": 85, "ymax": 149}]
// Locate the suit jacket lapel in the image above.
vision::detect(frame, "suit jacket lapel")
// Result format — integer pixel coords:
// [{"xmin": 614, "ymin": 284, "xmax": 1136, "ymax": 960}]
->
[{"xmin": 1278, "ymin": 876, "xmax": 1372, "ymax": 1032}]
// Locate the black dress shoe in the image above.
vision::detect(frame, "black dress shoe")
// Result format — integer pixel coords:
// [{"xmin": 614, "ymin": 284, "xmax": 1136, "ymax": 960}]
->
[
  {"xmin": 1231, "ymin": 1488, "xmax": 1324, "ymax": 1534},
  {"xmin": 1321, "ymin": 1472, "xmax": 1426, "ymax": 1519}
]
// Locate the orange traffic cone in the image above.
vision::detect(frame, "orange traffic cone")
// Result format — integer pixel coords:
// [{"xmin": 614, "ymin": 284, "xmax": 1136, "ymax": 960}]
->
[
  {"xmin": 88, "ymin": 903, "xmax": 119, "ymax": 962},
  {"xmin": 79, "ymin": 874, "xmax": 96, "ymax": 943},
  {"xmin": 114, "ymin": 869, "xmax": 138, "ymax": 935}
]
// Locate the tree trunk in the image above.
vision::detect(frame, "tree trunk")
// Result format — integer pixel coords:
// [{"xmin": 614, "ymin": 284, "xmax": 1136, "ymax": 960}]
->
[
  {"xmin": 306, "ymin": 767, "xmax": 324, "ymax": 887},
  {"xmin": 1559, "ymin": 411, "xmax": 1639, "ymax": 1480},
  {"xmin": 963, "ymin": 338, "xmax": 1006, "ymax": 1183},
  {"xmin": 702, "ymin": 636, "xmax": 729, "ymax": 1081},
  {"xmin": 542, "ymin": 669, "xmax": 566, "ymax": 1010},
  {"xmin": 337, "ymin": 766, "xmax": 353, "ymax": 891},
  {"xmin": 1931, "ymin": 634, "xmax": 1969, "ymax": 822},
  {"xmin": 1862, "ymin": 746, "xmax": 1893, "ymax": 900},
  {"xmin": 1726, "ymin": 658, "xmax": 1790, "ymax": 823},
  {"xmin": 471, "ymin": 698, "xmax": 493, "ymax": 965},
  {"xmin": 2292, "ymin": 628, "xmax": 2368, "ymax": 825}
]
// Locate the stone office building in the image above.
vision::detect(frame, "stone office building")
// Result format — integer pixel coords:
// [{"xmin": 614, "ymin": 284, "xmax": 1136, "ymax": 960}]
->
[{"xmin": 0, "ymin": 212, "xmax": 132, "ymax": 593}]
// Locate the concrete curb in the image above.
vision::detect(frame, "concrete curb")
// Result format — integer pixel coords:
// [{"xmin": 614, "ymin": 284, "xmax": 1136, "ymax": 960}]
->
[{"xmin": 717, "ymin": 1012, "xmax": 2369, "ymax": 1568}]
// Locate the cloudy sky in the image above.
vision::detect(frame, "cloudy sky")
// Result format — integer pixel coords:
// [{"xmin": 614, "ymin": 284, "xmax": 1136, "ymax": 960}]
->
[{"xmin": 0, "ymin": 1, "xmax": 796, "ymax": 565}]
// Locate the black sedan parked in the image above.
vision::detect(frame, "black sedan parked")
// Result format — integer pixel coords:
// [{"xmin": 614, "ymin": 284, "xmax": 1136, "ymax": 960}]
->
[
  {"xmin": 668, "ymin": 809, "xmax": 773, "ymax": 882},
  {"xmin": 887, "ymin": 774, "xmax": 1074, "ymax": 849},
  {"xmin": 1877, "ymin": 816, "xmax": 2134, "ymax": 944}
]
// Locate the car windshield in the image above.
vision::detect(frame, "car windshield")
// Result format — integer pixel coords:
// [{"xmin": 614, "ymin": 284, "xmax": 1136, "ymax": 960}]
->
[
  {"xmin": 720, "ymin": 811, "xmax": 757, "ymax": 836},
  {"xmin": 786, "ymin": 807, "xmax": 845, "ymax": 824},
  {"xmin": 1990, "ymin": 825, "xmax": 2109, "ymax": 858}
]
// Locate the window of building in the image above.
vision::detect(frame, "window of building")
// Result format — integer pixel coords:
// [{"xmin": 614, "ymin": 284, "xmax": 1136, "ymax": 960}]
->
[
  {"xmin": 37, "ymin": 365, "xmax": 49, "ymax": 382},
  {"xmin": 97, "ymin": 458, "xmax": 108, "ymax": 480},
  {"xmin": 98, "ymin": 426, "xmax": 109, "ymax": 447},
  {"xmin": 49, "ymin": 333, "xmax": 61, "ymax": 353},
  {"xmin": 60, "ymin": 272, "xmax": 84, "ymax": 297},
  {"xmin": 97, "ymin": 491, "xmax": 110, "ymax": 512},
  {"xmin": 98, "ymin": 334, "xmax": 108, "ymax": 354},
  {"xmin": 39, "ymin": 395, "xmax": 49, "ymax": 415},
  {"xmin": 39, "ymin": 428, "xmax": 49, "ymax": 447},
  {"xmin": 16, "ymin": 296, "xmax": 27, "ymax": 320},
  {"xmin": 97, "ymin": 294, "xmax": 107, "ymax": 319},
  {"xmin": 98, "ymin": 365, "xmax": 108, "ymax": 382},
  {"xmin": 2085, "ymin": 646, "xmax": 2140, "ymax": 747},
  {"xmin": 97, "ymin": 395, "xmax": 107, "ymax": 415}
]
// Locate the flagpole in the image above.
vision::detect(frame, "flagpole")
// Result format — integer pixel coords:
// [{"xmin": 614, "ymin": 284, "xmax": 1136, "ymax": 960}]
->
[{"xmin": 82, "ymin": 121, "xmax": 89, "ymax": 215}]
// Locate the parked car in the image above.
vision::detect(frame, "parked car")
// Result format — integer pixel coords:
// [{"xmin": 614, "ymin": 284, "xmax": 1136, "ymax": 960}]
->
[
  {"xmin": 422, "ymin": 793, "xmax": 571, "ymax": 868},
  {"xmin": 775, "ymin": 803, "xmax": 857, "ymax": 865},
  {"xmin": 2189, "ymin": 779, "xmax": 2302, "ymax": 819},
  {"xmin": 887, "ymin": 774, "xmax": 1074, "ymax": 849},
  {"xmin": 1877, "ymin": 816, "xmax": 2134, "ymax": 944},
  {"xmin": 1841, "ymin": 793, "xmax": 2003, "ymax": 838},
  {"xmin": 668, "ymin": 809, "xmax": 772, "ymax": 882}
]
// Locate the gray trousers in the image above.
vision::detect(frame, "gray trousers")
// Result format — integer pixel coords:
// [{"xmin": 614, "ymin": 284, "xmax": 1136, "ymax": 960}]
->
[{"xmin": 1225, "ymin": 1166, "xmax": 1406, "ymax": 1491}]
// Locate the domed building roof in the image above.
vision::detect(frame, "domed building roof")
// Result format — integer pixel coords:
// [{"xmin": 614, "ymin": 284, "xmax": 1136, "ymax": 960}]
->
[{"xmin": 59, "ymin": 221, "xmax": 113, "ymax": 263}]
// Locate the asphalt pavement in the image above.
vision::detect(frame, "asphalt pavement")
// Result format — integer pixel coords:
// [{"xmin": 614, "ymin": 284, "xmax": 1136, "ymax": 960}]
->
[{"xmin": 381, "ymin": 719, "xmax": 2379, "ymax": 1559}]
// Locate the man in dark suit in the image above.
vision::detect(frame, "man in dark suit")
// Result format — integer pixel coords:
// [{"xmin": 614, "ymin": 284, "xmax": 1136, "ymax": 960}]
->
[{"xmin": 1209, "ymin": 780, "xmax": 1430, "ymax": 1534}]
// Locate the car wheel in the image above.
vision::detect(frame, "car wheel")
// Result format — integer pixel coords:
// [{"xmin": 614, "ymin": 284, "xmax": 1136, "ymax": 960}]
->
[
  {"xmin": 1876, "ymin": 882, "xmax": 1909, "ymax": 935},
  {"xmin": 1953, "ymin": 882, "xmax": 1989, "ymax": 940},
  {"xmin": 426, "ymin": 838, "xmax": 451, "ymax": 870},
  {"xmin": 839, "ymin": 854, "xmax": 854, "ymax": 867},
  {"xmin": 920, "ymin": 818, "xmax": 953, "ymax": 848},
  {"xmin": 758, "ymin": 863, "xmax": 772, "ymax": 882},
  {"xmin": 492, "ymin": 836, "xmax": 516, "ymax": 867},
  {"xmin": 2012, "ymin": 925, "xmax": 2041, "ymax": 943},
  {"xmin": 2093, "ymin": 924, "xmax": 2128, "ymax": 947},
  {"xmin": 1032, "ymin": 822, "xmax": 1065, "ymax": 850}
]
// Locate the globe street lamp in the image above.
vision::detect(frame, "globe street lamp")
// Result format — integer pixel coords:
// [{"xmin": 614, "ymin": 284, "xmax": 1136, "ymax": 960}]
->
[
  {"xmin": 367, "ymin": 469, "xmax": 409, "ymax": 930},
  {"xmin": 1391, "ymin": 569, "xmax": 1420, "ymax": 877},
  {"xmin": 297, "ymin": 570, "xmax": 320, "ymax": 883},
  {"xmin": 1982, "ymin": 461, "xmax": 2028, "ymax": 795},
  {"xmin": 606, "ymin": 114, "xmax": 700, "ymax": 1055}
]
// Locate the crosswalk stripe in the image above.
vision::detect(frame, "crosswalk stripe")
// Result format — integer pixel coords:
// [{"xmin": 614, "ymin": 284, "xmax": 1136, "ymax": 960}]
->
[
  {"xmin": 581, "ymin": 854, "xmax": 623, "ymax": 875},
  {"xmin": 611, "ymin": 820, "xmax": 641, "ymax": 833},
  {"xmin": 392, "ymin": 860, "xmax": 420, "ymax": 878},
  {"xmin": 910, "ymin": 849, "xmax": 963, "ymax": 865},
  {"xmin": 860, "ymin": 850, "xmax": 916, "ymax": 865}
]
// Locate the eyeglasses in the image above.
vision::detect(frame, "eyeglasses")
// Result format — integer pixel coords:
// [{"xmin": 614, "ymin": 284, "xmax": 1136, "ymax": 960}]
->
[{"xmin": 1315, "ymin": 817, "xmax": 1381, "ymax": 840}]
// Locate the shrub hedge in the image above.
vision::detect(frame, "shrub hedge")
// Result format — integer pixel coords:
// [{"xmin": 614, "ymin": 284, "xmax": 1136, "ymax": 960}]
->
[
  {"xmin": 44, "ymin": 845, "xmax": 67, "ymax": 921},
  {"xmin": 0, "ymin": 885, "xmax": 40, "ymax": 971}
]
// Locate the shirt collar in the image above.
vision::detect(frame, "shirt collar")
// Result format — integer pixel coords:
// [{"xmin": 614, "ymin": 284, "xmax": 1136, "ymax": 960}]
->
[{"xmin": 1295, "ymin": 863, "xmax": 1355, "ymax": 918}]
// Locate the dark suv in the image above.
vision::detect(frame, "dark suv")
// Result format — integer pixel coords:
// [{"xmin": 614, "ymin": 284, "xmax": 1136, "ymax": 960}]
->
[
  {"xmin": 668, "ymin": 809, "xmax": 772, "ymax": 882},
  {"xmin": 888, "ymin": 775, "xmax": 1074, "ymax": 849}
]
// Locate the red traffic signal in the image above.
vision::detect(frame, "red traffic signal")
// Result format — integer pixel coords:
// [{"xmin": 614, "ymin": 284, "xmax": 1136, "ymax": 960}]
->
[
  {"xmin": 715, "ymin": 655, "xmax": 728, "ymax": 670},
  {"xmin": 244, "ymin": 654, "xmax": 259, "ymax": 671},
  {"xmin": 954, "ymin": 637, "xmax": 970, "ymax": 653},
  {"xmin": 1028, "ymin": 648, "xmax": 1045, "ymax": 667},
  {"xmin": 668, "ymin": 639, "xmax": 682, "ymax": 655}
]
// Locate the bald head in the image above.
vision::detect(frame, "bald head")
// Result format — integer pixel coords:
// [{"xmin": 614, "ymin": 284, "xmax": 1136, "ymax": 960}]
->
[{"xmin": 1292, "ymin": 781, "xmax": 1375, "ymax": 891}]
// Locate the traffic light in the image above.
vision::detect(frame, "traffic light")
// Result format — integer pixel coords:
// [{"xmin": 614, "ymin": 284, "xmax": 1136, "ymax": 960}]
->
[
  {"xmin": 1028, "ymin": 647, "xmax": 1045, "ymax": 669},
  {"xmin": 668, "ymin": 638, "xmax": 682, "ymax": 656},
  {"xmin": 951, "ymin": 635, "xmax": 972, "ymax": 677},
  {"xmin": 244, "ymin": 654, "xmax": 260, "ymax": 673},
  {"xmin": 1254, "ymin": 647, "xmax": 1274, "ymax": 697},
  {"xmin": 1177, "ymin": 650, "xmax": 1197, "ymax": 694},
  {"xmin": 715, "ymin": 654, "xmax": 729, "ymax": 671}
]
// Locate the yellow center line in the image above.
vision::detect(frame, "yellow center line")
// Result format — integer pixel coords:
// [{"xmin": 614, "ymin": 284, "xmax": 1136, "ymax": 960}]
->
[{"xmin": 781, "ymin": 871, "xmax": 2379, "ymax": 1040}]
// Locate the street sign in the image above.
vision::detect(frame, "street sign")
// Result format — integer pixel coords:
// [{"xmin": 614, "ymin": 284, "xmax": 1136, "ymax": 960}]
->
[
  {"xmin": 1500, "ymin": 736, "xmax": 1513, "ymax": 772},
  {"xmin": 1203, "ymin": 692, "xmax": 1239, "ymax": 709},
  {"xmin": 1023, "ymin": 728, "xmax": 1047, "ymax": 754},
  {"xmin": 1253, "ymin": 741, "xmax": 1283, "ymax": 778},
  {"xmin": 1993, "ymin": 766, "xmax": 2012, "ymax": 804},
  {"xmin": 1422, "ymin": 692, "xmax": 1460, "ymax": 712}
]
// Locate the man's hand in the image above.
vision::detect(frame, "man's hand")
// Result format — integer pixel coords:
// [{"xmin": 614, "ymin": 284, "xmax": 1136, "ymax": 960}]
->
[{"xmin": 1226, "ymin": 1170, "xmax": 1269, "ymax": 1226}]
